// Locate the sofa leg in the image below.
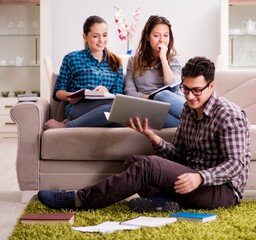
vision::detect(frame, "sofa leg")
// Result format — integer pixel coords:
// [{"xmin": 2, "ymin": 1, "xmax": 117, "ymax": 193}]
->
[{"xmin": 21, "ymin": 191, "xmax": 38, "ymax": 204}]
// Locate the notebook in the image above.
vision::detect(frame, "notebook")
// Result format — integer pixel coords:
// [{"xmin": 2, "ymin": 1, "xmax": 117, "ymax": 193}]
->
[
  {"xmin": 170, "ymin": 212, "xmax": 217, "ymax": 222},
  {"xmin": 148, "ymin": 83, "xmax": 179, "ymax": 100},
  {"xmin": 105, "ymin": 94, "xmax": 170, "ymax": 130}
]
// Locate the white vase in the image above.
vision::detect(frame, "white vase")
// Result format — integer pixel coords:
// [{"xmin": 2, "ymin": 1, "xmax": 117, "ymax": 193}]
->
[{"xmin": 118, "ymin": 54, "xmax": 131, "ymax": 74}]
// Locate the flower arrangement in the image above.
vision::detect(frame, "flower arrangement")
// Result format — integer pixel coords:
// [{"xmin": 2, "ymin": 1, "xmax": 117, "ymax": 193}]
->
[{"xmin": 114, "ymin": 6, "xmax": 140, "ymax": 54}]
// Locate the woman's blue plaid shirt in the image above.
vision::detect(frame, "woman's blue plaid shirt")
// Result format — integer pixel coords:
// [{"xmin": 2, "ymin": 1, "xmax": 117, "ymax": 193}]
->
[{"xmin": 53, "ymin": 47, "xmax": 124, "ymax": 113}]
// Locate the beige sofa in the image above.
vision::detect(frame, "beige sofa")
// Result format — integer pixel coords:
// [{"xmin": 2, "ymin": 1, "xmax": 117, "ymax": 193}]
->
[{"xmin": 10, "ymin": 70, "xmax": 256, "ymax": 201}]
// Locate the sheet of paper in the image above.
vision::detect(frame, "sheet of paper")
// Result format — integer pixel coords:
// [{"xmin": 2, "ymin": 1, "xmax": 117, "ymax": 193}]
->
[
  {"xmin": 121, "ymin": 216, "xmax": 177, "ymax": 227},
  {"xmin": 104, "ymin": 112, "xmax": 110, "ymax": 120},
  {"xmin": 84, "ymin": 92, "xmax": 115, "ymax": 100},
  {"xmin": 72, "ymin": 221, "xmax": 139, "ymax": 234},
  {"xmin": 72, "ymin": 217, "xmax": 177, "ymax": 234}
]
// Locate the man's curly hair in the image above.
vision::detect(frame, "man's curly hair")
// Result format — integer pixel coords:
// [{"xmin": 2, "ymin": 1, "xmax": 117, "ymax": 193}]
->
[{"xmin": 181, "ymin": 56, "xmax": 215, "ymax": 83}]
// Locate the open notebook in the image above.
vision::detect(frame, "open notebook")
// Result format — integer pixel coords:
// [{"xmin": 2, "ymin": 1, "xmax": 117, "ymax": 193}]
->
[{"xmin": 105, "ymin": 94, "xmax": 170, "ymax": 130}]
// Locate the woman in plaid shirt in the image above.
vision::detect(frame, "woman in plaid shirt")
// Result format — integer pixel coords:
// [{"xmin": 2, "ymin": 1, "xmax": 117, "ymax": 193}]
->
[
  {"xmin": 38, "ymin": 57, "xmax": 251, "ymax": 212},
  {"xmin": 44, "ymin": 15, "xmax": 124, "ymax": 129}
]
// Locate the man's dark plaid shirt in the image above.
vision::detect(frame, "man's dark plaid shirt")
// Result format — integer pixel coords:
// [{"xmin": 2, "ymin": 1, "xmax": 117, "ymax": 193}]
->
[{"xmin": 154, "ymin": 92, "xmax": 251, "ymax": 201}]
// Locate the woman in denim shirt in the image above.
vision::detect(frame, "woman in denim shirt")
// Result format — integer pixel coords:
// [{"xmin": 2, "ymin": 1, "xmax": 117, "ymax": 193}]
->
[{"xmin": 44, "ymin": 15, "xmax": 123, "ymax": 129}]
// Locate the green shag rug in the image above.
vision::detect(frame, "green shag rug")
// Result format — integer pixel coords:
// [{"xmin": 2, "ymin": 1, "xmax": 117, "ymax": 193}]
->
[{"xmin": 9, "ymin": 200, "xmax": 256, "ymax": 240}]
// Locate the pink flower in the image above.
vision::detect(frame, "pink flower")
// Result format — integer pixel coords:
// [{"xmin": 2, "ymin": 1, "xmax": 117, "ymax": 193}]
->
[{"xmin": 114, "ymin": 6, "xmax": 140, "ymax": 51}]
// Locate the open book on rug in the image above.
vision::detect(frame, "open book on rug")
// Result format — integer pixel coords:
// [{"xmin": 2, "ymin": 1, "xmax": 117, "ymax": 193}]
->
[{"xmin": 72, "ymin": 216, "xmax": 177, "ymax": 233}]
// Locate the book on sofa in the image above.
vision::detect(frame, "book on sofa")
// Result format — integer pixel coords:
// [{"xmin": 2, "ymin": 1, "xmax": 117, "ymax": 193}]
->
[
  {"xmin": 17, "ymin": 93, "xmax": 38, "ymax": 102},
  {"xmin": 68, "ymin": 89, "xmax": 115, "ymax": 99}
]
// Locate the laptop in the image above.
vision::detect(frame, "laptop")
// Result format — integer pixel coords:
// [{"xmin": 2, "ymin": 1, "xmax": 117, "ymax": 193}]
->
[{"xmin": 105, "ymin": 94, "xmax": 170, "ymax": 130}]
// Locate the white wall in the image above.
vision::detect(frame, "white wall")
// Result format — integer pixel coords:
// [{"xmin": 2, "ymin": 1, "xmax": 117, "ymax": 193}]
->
[
  {"xmin": 40, "ymin": 0, "xmax": 222, "ymax": 98},
  {"xmin": 42, "ymin": 0, "xmax": 222, "ymax": 71}
]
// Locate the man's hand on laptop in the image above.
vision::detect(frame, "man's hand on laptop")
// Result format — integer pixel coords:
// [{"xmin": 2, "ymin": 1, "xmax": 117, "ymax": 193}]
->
[{"xmin": 128, "ymin": 117, "xmax": 161, "ymax": 145}]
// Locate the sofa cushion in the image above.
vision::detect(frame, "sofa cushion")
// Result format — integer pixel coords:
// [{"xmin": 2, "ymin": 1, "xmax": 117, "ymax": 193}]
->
[
  {"xmin": 215, "ymin": 70, "xmax": 256, "ymax": 124},
  {"xmin": 41, "ymin": 127, "xmax": 176, "ymax": 161}
]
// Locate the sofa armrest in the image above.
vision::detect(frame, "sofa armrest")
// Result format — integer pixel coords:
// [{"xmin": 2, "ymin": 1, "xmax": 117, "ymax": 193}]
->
[{"xmin": 10, "ymin": 98, "xmax": 49, "ymax": 190}]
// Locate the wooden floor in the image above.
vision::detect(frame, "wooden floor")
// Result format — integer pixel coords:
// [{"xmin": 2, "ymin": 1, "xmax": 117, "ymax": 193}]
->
[{"xmin": 0, "ymin": 135, "xmax": 27, "ymax": 240}]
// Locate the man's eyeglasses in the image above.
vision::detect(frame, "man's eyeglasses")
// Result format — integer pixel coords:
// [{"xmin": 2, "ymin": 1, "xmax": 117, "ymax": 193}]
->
[{"xmin": 179, "ymin": 81, "xmax": 212, "ymax": 96}]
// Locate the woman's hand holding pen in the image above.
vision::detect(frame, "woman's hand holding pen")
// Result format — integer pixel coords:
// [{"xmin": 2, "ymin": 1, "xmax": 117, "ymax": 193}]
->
[{"xmin": 90, "ymin": 85, "xmax": 109, "ymax": 93}]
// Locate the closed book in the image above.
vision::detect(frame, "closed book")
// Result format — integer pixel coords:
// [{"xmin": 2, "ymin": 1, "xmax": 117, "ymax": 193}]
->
[
  {"xmin": 20, "ymin": 213, "xmax": 75, "ymax": 224},
  {"xmin": 17, "ymin": 93, "xmax": 38, "ymax": 102},
  {"xmin": 170, "ymin": 212, "xmax": 217, "ymax": 222},
  {"xmin": 68, "ymin": 88, "xmax": 86, "ymax": 98}
]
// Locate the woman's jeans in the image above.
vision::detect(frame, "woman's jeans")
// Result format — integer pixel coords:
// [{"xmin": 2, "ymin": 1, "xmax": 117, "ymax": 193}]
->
[
  {"xmin": 67, "ymin": 99, "xmax": 122, "ymax": 127},
  {"xmin": 77, "ymin": 155, "xmax": 237, "ymax": 210},
  {"xmin": 153, "ymin": 90, "xmax": 186, "ymax": 128}
]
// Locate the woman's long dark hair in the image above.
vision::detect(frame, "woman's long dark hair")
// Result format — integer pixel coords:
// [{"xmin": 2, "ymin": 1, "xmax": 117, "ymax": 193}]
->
[
  {"xmin": 132, "ymin": 15, "xmax": 176, "ymax": 79},
  {"xmin": 83, "ymin": 15, "xmax": 121, "ymax": 73}
]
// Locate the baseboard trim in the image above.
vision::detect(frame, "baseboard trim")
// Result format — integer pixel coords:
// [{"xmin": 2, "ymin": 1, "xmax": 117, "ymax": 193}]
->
[
  {"xmin": 242, "ymin": 190, "xmax": 256, "ymax": 201},
  {"xmin": 21, "ymin": 190, "xmax": 38, "ymax": 203}
]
